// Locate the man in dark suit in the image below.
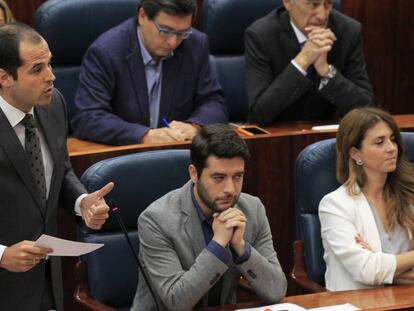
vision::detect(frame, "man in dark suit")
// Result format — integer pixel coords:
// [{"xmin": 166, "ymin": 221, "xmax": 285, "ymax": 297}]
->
[
  {"xmin": 72, "ymin": 0, "xmax": 228, "ymax": 146},
  {"xmin": 0, "ymin": 23, "xmax": 113, "ymax": 311},
  {"xmin": 245, "ymin": 0, "xmax": 374, "ymax": 126}
]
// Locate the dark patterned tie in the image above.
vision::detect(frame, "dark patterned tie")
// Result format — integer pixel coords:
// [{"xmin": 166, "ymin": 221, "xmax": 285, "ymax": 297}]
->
[{"xmin": 21, "ymin": 114, "xmax": 47, "ymax": 211}]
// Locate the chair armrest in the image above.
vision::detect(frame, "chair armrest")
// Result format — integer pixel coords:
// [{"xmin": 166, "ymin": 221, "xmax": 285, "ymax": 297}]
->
[
  {"xmin": 73, "ymin": 260, "xmax": 117, "ymax": 311},
  {"xmin": 290, "ymin": 240, "xmax": 326, "ymax": 293}
]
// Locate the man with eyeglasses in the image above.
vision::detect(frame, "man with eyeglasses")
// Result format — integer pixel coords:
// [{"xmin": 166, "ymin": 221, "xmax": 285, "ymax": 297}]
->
[
  {"xmin": 72, "ymin": 0, "xmax": 228, "ymax": 145},
  {"xmin": 245, "ymin": 0, "xmax": 374, "ymax": 126}
]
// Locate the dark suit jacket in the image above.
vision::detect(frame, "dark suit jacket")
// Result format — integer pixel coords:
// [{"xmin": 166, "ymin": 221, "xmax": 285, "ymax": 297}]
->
[
  {"xmin": 0, "ymin": 90, "xmax": 86, "ymax": 311},
  {"xmin": 72, "ymin": 18, "xmax": 228, "ymax": 145},
  {"xmin": 245, "ymin": 7, "xmax": 374, "ymax": 125}
]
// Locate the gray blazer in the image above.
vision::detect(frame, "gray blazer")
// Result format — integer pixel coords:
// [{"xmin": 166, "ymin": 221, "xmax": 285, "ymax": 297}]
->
[
  {"xmin": 131, "ymin": 181, "xmax": 287, "ymax": 311},
  {"xmin": 0, "ymin": 89, "xmax": 86, "ymax": 311}
]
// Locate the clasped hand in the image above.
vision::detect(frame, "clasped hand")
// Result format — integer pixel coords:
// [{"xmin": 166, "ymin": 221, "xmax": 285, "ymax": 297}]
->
[
  {"xmin": 212, "ymin": 208, "xmax": 247, "ymax": 256},
  {"xmin": 295, "ymin": 26, "xmax": 337, "ymax": 76}
]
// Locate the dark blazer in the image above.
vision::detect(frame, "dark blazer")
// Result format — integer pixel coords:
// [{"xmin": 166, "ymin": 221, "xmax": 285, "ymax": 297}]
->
[
  {"xmin": 245, "ymin": 7, "xmax": 374, "ymax": 125},
  {"xmin": 72, "ymin": 18, "xmax": 228, "ymax": 145},
  {"xmin": 0, "ymin": 90, "xmax": 86, "ymax": 311}
]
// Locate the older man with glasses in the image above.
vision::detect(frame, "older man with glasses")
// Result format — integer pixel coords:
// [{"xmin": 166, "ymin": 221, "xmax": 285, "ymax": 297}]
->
[{"xmin": 72, "ymin": 0, "xmax": 228, "ymax": 145}]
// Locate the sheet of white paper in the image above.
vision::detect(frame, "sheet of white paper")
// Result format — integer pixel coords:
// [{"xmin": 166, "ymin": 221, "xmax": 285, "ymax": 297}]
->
[
  {"xmin": 34, "ymin": 234, "xmax": 104, "ymax": 256},
  {"xmin": 309, "ymin": 303, "xmax": 360, "ymax": 311},
  {"xmin": 235, "ymin": 303, "xmax": 307, "ymax": 311},
  {"xmin": 311, "ymin": 124, "xmax": 339, "ymax": 131}
]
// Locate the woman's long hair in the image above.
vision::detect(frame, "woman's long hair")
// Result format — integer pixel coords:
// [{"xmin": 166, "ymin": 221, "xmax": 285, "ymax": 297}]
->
[
  {"xmin": 0, "ymin": 0, "xmax": 15, "ymax": 25},
  {"xmin": 336, "ymin": 107, "xmax": 414, "ymax": 236}
]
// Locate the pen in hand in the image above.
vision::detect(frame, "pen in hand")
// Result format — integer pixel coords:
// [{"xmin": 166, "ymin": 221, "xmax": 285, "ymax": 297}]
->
[{"xmin": 162, "ymin": 118, "xmax": 170, "ymax": 128}]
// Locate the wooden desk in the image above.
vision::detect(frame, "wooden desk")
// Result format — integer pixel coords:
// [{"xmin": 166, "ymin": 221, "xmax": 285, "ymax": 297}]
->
[
  {"xmin": 200, "ymin": 284, "xmax": 414, "ymax": 310},
  {"xmin": 63, "ymin": 115, "xmax": 414, "ymax": 310}
]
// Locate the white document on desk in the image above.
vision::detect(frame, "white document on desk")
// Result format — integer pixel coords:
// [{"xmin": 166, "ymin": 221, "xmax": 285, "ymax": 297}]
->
[
  {"xmin": 309, "ymin": 304, "xmax": 360, "ymax": 311},
  {"xmin": 235, "ymin": 302, "xmax": 360, "ymax": 311},
  {"xmin": 34, "ymin": 234, "xmax": 104, "ymax": 256},
  {"xmin": 235, "ymin": 302, "xmax": 307, "ymax": 311}
]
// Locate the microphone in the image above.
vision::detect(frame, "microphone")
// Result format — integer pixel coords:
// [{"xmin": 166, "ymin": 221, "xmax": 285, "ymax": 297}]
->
[{"xmin": 109, "ymin": 200, "xmax": 160, "ymax": 311}]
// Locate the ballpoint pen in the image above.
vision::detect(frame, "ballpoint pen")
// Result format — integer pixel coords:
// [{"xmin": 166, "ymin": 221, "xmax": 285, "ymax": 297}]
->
[{"xmin": 162, "ymin": 118, "xmax": 170, "ymax": 128}]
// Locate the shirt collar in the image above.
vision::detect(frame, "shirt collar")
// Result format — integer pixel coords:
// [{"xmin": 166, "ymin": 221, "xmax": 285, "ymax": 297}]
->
[
  {"xmin": 137, "ymin": 26, "xmax": 173, "ymax": 66},
  {"xmin": 0, "ymin": 95, "xmax": 34, "ymax": 128},
  {"xmin": 290, "ymin": 20, "xmax": 308, "ymax": 46}
]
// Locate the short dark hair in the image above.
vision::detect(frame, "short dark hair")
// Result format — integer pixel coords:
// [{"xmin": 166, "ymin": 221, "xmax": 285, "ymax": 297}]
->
[
  {"xmin": 0, "ymin": 23, "xmax": 43, "ymax": 80},
  {"xmin": 138, "ymin": 0, "xmax": 197, "ymax": 20},
  {"xmin": 191, "ymin": 124, "xmax": 250, "ymax": 177}
]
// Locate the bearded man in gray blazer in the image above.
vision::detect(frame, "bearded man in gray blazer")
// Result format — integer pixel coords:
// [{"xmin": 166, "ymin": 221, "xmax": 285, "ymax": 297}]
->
[
  {"xmin": 0, "ymin": 23, "xmax": 113, "ymax": 311},
  {"xmin": 131, "ymin": 124, "xmax": 287, "ymax": 310}
]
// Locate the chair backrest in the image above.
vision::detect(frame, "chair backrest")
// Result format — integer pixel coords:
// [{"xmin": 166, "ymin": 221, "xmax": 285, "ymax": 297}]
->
[
  {"xmin": 79, "ymin": 149, "xmax": 190, "ymax": 310},
  {"xmin": 34, "ymin": 0, "xmax": 139, "ymax": 132},
  {"xmin": 201, "ymin": 0, "xmax": 342, "ymax": 123},
  {"xmin": 294, "ymin": 132, "xmax": 414, "ymax": 286},
  {"xmin": 202, "ymin": 0, "xmax": 280, "ymax": 122}
]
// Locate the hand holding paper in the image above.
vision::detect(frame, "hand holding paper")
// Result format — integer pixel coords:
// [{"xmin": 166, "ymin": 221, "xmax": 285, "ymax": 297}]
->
[{"xmin": 34, "ymin": 234, "xmax": 103, "ymax": 256}]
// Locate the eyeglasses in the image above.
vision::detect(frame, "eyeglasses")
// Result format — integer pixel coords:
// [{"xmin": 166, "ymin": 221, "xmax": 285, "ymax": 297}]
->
[{"xmin": 152, "ymin": 19, "xmax": 192, "ymax": 40}]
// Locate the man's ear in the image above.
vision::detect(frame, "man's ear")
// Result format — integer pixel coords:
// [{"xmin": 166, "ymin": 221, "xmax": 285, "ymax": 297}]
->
[
  {"xmin": 188, "ymin": 164, "xmax": 198, "ymax": 184},
  {"xmin": 0, "ymin": 69, "xmax": 12, "ymax": 88}
]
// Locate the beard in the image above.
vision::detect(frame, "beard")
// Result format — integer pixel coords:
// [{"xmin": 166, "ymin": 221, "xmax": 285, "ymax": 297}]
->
[{"xmin": 195, "ymin": 180, "xmax": 239, "ymax": 214}]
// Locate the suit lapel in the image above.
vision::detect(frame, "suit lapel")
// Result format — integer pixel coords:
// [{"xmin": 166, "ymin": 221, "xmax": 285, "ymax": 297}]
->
[
  {"xmin": 158, "ymin": 52, "xmax": 181, "ymax": 125},
  {"xmin": 126, "ymin": 22, "xmax": 150, "ymax": 126},
  {"xmin": 357, "ymin": 192, "xmax": 383, "ymax": 252},
  {"xmin": 181, "ymin": 182, "xmax": 205, "ymax": 258},
  {"xmin": 0, "ymin": 108, "xmax": 44, "ymax": 214},
  {"xmin": 278, "ymin": 9, "xmax": 301, "ymax": 61}
]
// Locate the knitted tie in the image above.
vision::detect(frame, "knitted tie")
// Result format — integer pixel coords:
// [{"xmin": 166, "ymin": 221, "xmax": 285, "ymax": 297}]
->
[{"xmin": 21, "ymin": 114, "xmax": 47, "ymax": 211}]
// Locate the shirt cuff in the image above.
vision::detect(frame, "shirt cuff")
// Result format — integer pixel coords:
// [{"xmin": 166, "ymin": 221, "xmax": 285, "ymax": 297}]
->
[
  {"xmin": 75, "ymin": 193, "xmax": 88, "ymax": 216},
  {"xmin": 291, "ymin": 59, "xmax": 307, "ymax": 76},
  {"xmin": 0, "ymin": 244, "xmax": 6, "ymax": 264},
  {"xmin": 207, "ymin": 240, "xmax": 231, "ymax": 264},
  {"xmin": 232, "ymin": 242, "xmax": 251, "ymax": 264}
]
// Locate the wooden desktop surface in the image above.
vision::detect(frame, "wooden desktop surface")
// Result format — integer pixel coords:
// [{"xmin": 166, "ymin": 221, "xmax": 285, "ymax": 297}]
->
[
  {"xmin": 63, "ymin": 115, "xmax": 414, "ymax": 310},
  {"xmin": 200, "ymin": 284, "xmax": 414, "ymax": 311}
]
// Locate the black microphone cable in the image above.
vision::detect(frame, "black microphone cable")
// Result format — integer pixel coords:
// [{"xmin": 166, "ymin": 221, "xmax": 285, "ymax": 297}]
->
[{"xmin": 109, "ymin": 200, "xmax": 160, "ymax": 311}]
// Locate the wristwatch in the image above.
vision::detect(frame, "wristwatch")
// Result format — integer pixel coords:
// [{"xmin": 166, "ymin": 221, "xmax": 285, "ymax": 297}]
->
[{"xmin": 320, "ymin": 65, "xmax": 337, "ymax": 88}]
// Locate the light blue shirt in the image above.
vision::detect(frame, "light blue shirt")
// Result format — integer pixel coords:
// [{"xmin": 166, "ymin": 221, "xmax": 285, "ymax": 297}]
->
[{"xmin": 137, "ymin": 27, "xmax": 172, "ymax": 128}]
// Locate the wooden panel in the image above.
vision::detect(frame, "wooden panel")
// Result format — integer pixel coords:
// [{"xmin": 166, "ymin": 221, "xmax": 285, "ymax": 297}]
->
[
  {"xmin": 5, "ymin": 0, "xmax": 46, "ymax": 25},
  {"xmin": 342, "ymin": 0, "xmax": 414, "ymax": 114}
]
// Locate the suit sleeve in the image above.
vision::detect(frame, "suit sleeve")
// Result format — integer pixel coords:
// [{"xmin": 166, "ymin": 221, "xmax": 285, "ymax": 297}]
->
[
  {"xmin": 184, "ymin": 35, "xmax": 228, "ymax": 125},
  {"xmin": 245, "ymin": 27, "xmax": 314, "ymax": 125},
  {"xmin": 72, "ymin": 44, "xmax": 149, "ymax": 145},
  {"xmin": 319, "ymin": 24, "xmax": 374, "ymax": 114},
  {"xmin": 319, "ymin": 193, "xmax": 396, "ymax": 286},
  {"xmin": 236, "ymin": 199, "xmax": 287, "ymax": 303},
  {"xmin": 138, "ymin": 211, "xmax": 229, "ymax": 310}
]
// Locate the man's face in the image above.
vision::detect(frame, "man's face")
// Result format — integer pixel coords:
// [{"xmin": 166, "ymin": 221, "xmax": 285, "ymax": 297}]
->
[
  {"xmin": 0, "ymin": 39, "xmax": 55, "ymax": 112},
  {"xmin": 190, "ymin": 156, "xmax": 245, "ymax": 216},
  {"xmin": 138, "ymin": 8, "xmax": 192, "ymax": 60},
  {"xmin": 284, "ymin": 0, "xmax": 332, "ymax": 34}
]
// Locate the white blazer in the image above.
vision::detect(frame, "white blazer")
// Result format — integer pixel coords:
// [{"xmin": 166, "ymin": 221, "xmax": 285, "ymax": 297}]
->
[{"xmin": 319, "ymin": 185, "xmax": 396, "ymax": 291}]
